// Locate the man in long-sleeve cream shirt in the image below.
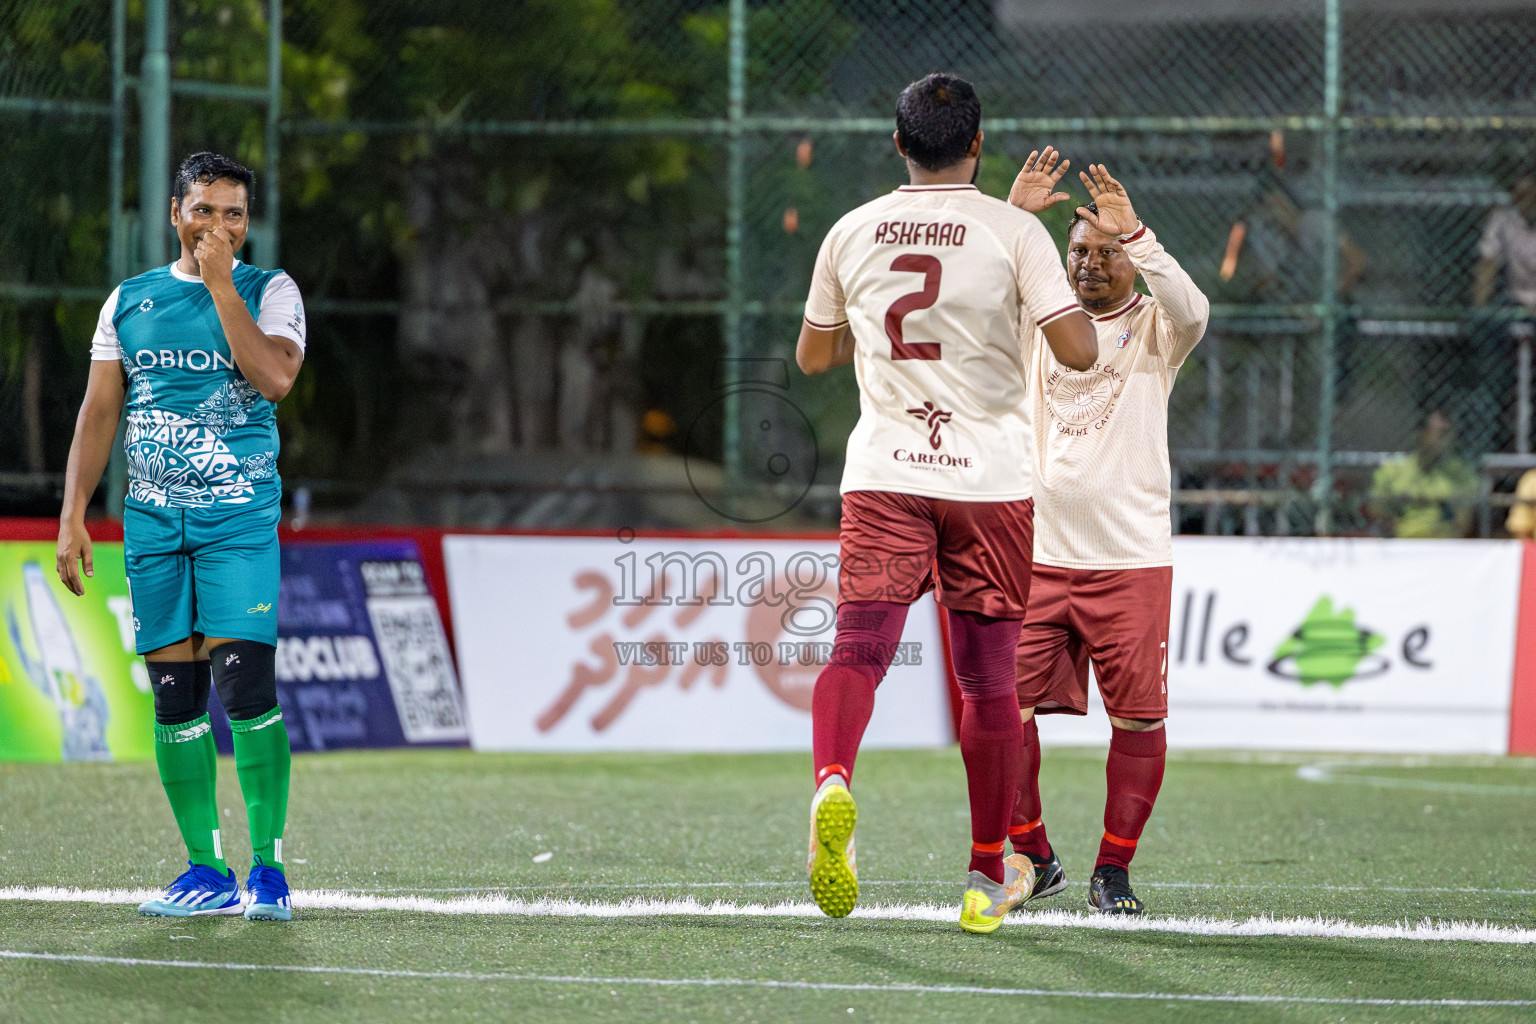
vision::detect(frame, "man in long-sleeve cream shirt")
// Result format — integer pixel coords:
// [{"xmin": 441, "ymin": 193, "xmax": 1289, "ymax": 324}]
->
[{"xmin": 1004, "ymin": 153, "xmax": 1210, "ymax": 916}]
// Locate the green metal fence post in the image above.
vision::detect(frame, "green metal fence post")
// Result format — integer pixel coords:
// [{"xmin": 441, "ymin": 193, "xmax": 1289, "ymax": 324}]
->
[
  {"xmin": 109, "ymin": 0, "xmax": 127, "ymax": 285},
  {"xmin": 722, "ymin": 0, "xmax": 747, "ymax": 506},
  {"xmin": 265, "ymin": 0, "xmax": 282, "ymax": 267},
  {"xmin": 1314, "ymin": 0, "xmax": 1342, "ymax": 535},
  {"xmin": 139, "ymin": 0, "xmax": 171, "ymax": 270},
  {"xmin": 106, "ymin": 0, "xmax": 128, "ymax": 516}
]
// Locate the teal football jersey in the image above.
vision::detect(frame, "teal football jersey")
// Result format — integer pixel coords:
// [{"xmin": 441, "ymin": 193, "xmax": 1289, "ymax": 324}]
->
[{"xmin": 111, "ymin": 262, "xmax": 290, "ymax": 510}]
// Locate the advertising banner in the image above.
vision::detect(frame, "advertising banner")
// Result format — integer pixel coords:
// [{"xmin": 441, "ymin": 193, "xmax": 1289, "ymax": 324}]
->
[
  {"xmin": 1039, "ymin": 537, "xmax": 1522, "ymax": 754},
  {"xmin": 443, "ymin": 535, "xmax": 951, "ymax": 752},
  {"xmin": 0, "ymin": 542, "xmax": 151, "ymax": 762},
  {"xmin": 211, "ymin": 539, "xmax": 469, "ymax": 753}
]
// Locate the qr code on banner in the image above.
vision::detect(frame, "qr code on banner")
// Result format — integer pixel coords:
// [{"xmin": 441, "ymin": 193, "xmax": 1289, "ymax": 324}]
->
[{"xmin": 366, "ymin": 595, "xmax": 469, "ymax": 743}]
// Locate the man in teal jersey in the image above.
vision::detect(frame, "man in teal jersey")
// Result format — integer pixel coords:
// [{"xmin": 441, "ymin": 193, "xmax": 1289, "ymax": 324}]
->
[{"xmin": 57, "ymin": 152, "xmax": 304, "ymax": 921}]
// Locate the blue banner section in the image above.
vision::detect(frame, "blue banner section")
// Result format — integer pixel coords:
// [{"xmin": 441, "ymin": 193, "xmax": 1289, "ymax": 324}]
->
[{"xmin": 210, "ymin": 539, "xmax": 468, "ymax": 753}]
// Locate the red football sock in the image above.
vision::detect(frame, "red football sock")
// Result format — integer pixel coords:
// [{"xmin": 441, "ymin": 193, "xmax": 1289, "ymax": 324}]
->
[
  {"xmin": 948, "ymin": 609, "xmax": 1024, "ymax": 885},
  {"xmin": 1096, "ymin": 725, "xmax": 1167, "ymax": 871},
  {"xmin": 811, "ymin": 665, "xmax": 876, "ymax": 787},
  {"xmin": 1011, "ymin": 716, "xmax": 1050, "ymax": 860},
  {"xmin": 811, "ymin": 601, "xmax": 909, "ymax": 788},
  {"xmin": 961, "ymin": 694, "xmax": 1022, "ymax": 883}
]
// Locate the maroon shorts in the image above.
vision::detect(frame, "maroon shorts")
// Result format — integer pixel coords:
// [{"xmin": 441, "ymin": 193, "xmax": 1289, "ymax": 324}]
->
[
  {"xmin": 1015, "ymin": 564, "xmax": 1172, "ymax": 719},
  {"xmin": 836, "ymin": 490, "xmax": 1034, "ymax": 619}
]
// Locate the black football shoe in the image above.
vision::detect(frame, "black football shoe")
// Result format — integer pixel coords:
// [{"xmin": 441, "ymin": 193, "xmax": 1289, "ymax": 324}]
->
[
  {"xmin": 1086, "ymin": 864, "xmax": 1144, "ymax": 915},
  {"xmin": 1024, "ymin": 846, "xmax": 1068, "ymax": 903}
]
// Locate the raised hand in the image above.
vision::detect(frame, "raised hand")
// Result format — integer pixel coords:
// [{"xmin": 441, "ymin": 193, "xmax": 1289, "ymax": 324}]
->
[
  {"xmin": 1008, "ymin": 147, "xmax": 1072, "ymax": 214},
  {"xmin": 194, "ymin": 226, "xmax": 236, "ymax": 287},
  {"xmin": 1076, "ymin": 164, "xmax": 1139, "ymax": 237}
]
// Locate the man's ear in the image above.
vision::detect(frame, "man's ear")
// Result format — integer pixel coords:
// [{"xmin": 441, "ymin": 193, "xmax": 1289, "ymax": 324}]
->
[
  {"xmin": 967, "ymin": 130, "xmax": 984, "ymax": 159},
  {"xmin": 892, "ymin": 129, "xmax": 908, "ymax": 160},
  {"xmin": 169, "ymin": 198, "xmax": 179, "ymax": 227}
]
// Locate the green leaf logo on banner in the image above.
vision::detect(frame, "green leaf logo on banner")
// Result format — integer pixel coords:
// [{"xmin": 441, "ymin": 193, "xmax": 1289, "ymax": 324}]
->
[{"xmin": 1268, "ymin": 596, "xmax": 1389, "ymax": 688}]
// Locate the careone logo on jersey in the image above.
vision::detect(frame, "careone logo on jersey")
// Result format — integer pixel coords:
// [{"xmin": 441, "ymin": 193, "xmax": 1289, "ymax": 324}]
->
[
  {"xmin": 905, "ymin": 401, "xmax": 953, "ymax": 450},
  {"xmin": 894, "ymin": 400, "xmax": 973, "ymax": 469}
]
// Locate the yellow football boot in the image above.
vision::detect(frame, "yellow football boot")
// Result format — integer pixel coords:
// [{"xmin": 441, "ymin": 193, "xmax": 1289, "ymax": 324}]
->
[
  {"xmin": 958, "ymin": 854, "xmax": 1034, "ymax": 934},
  {"xmin": 807, "ymin": 780, "xmax": 858, "ymax": 918}
]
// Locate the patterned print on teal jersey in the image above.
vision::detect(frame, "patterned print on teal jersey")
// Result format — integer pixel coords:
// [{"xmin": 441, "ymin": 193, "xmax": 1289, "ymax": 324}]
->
[
  {"xmin": 192, "ymin": 379, "xmax": 262, "ymax": 435},
  {"xmin": 114, "ymin": 263, "xmax": 285, "ymax": 510},
  {"xmin": 240, "ymin": 451, "xmax": 277, "ymax": 481}
]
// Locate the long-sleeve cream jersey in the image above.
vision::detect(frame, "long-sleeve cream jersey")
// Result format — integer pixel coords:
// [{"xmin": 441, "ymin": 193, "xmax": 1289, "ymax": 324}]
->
[{"xmin": 1028, "ymin": 223, "xmax": 1209, "ymax": 569}]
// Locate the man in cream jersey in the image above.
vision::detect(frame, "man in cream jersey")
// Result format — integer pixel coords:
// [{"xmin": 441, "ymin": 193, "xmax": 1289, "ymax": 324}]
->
[{"xmin": 1005, "ymin": 151, "xmax": 1209, "ymax": 916}]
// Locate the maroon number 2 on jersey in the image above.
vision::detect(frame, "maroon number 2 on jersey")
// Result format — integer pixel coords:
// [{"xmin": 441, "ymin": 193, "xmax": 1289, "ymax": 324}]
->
[{"xmin": 884, "ymin": 254, "xmax": 942, "ymax": 360}]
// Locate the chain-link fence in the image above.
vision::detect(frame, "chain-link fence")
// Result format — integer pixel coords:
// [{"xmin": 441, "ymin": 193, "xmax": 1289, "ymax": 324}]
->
[{"xmin": 4, "ymin": 0, "xmax": 1535, "ymax": 535}]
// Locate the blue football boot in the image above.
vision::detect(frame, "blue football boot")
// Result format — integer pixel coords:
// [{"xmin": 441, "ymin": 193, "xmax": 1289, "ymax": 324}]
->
[
  {"xmin": 137, "ymin": 862, "xmax": 243, "ymax": 917},
  {"xmin": 243, "ymin": 858, "xmax": 292, "ymax": 921}
]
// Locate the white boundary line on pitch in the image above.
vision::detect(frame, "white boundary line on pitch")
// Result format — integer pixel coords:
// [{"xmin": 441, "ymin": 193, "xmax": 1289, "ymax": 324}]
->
[
  {"xmin": 1297, "ymin": 761, "xmax": 1536, "ymax": 796},
  {"xmin": 1, "ymin": 949, "xmax": 1533, "ymax": 1007},
  {"xmin": 340, "ymin": 880, "xmax": 1536, "ymax": 897},
  {"xmin": 18, "ymin": 880, "xmax": 1536, "ymax": 897},
  {"xmin": 3, "ymin": 887, "xmax": 1534, "ymax": 944}
]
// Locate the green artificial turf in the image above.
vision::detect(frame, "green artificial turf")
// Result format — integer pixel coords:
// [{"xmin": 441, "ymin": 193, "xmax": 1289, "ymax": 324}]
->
[{"xmin": 2, "ymin": 746, "xmax": 1535, "ymax": 1023}]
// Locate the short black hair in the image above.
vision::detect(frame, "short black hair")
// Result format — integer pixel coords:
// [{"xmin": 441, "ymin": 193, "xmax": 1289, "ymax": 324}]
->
[
  {"xmin": 895, "ymin": 73, "xmax": 981, "ymax": 172},
  {"xmin": 1068, "ymin": 202, "xmax": 1099, "ymax": 235},
  {"xmin": 173, "ymin": 152, "xmax": 254, "ymax": 206}
]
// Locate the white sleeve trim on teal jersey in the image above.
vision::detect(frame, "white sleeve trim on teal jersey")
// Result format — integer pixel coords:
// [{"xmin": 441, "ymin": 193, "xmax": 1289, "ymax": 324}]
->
[
  {"xmin": 90, "ymin": 286, "xmax": 123, "ymax": 362},
  {"xmin": 257, "ymin": 272, "xmax": 307, "ymax": 353}
]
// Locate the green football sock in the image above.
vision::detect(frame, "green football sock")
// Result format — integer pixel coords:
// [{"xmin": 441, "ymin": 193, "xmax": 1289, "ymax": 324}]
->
[
  {"xmin": 230, "ymin": 706, "xmax": 291, "ymax": 871},
  {"xmin": 153, "ymin": 714, "xmax": 226, "ymax": 873}
]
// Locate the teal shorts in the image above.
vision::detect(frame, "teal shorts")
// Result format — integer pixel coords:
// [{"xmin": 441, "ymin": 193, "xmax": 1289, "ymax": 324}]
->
[{"xmin": 123, "ymin": 502, "xmax": 281, "ymax": 655}]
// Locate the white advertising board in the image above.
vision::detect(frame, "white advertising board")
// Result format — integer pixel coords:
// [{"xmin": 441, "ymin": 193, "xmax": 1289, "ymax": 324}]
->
[
  {"xmin": 1040, "ymin": 538, "xmax": 1522, "ymax": 753},
  {"xmin": 444, "ymin": 535, "xmax": 952, "ymax": 752}
]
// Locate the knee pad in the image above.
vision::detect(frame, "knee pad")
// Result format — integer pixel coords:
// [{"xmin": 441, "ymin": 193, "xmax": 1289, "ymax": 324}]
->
[
  {"xmin": 209, "ymin": 640, "xmax": 278, "ymax": 722},
  {"xmin": 147, "ymin": 660, "xmax": 211, "ymax": 726}
]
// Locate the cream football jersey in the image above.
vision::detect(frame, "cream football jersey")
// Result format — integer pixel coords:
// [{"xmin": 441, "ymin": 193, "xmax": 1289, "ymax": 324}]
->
[
  {"xmin": 1029, "ymin": 223, "xmax": 1210, "ymax": 569},
  {"xmin": 804, "ymin": 184, "xmax": 1079, "ymax": 501}
]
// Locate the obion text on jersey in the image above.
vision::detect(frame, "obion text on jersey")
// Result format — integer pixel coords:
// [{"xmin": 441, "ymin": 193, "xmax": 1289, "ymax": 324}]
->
[
  {"xmin": 131, "ymin": 348, "xmax": 237, "ymax": 371},
  {"xmin": 872, "ymin": 221, "xmax": 968, "ymax": 246}
]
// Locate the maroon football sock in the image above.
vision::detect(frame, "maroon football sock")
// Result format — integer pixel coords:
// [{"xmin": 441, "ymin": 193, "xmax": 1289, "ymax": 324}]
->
[
  {"xmin": 811, "ymin": 601, "xmax": 909, "ymax": 788},
  {"xmin": 1011, "ymin": 716, "xmax": 1051, "ymax": 860},
  {"xmin": 969, "ymin": 839, "xmax": 1007, "ymax": 885},
  {"xmin": 1096, "ymin": 724, "xmax": 1167, "ymax": 871},
  {"xmin": 811, "ymin": 666, "xmax": 875, "ymax": 788},
  {"xmin": 948, "ymin": 609, "xmax": 1024, "ymax": 885},
  {"xmin": 961, "ymin": 694, "xmax": 1020, "ymax": 883}
]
